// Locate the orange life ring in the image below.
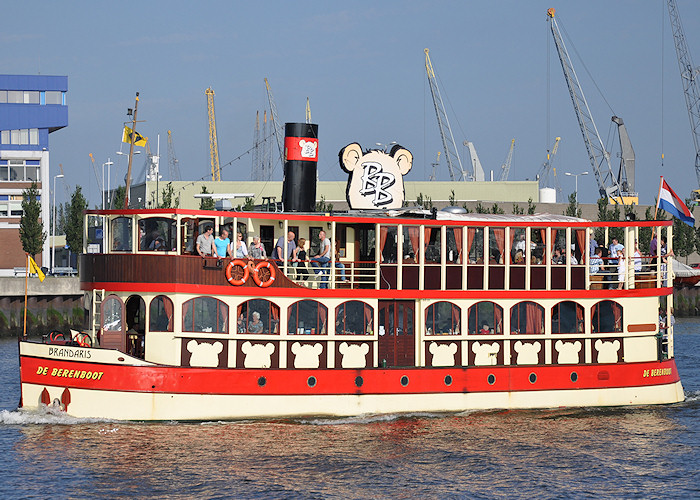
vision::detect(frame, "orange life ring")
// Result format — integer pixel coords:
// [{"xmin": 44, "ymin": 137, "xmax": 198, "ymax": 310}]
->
[
  {"xmin": 225, "ymin": 259, "xmax": 249, "ymax": 285},
  {"xmin": 75, "ymin": 332, "xmax": 92, "ymax": 348},
  {"xmin": 253, "ymin": 261, "xmax": 276, "ymax": 288}
]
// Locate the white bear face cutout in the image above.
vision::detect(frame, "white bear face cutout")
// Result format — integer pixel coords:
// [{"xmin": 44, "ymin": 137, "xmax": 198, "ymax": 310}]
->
[
  {"xmin": 241, "ymin": 341, "xmax": 275, "ymax": 368},
  {"xmin": 340, "ymin": 143, "xmax": 413, "ymax": 210},
  {"xmin": 472, "ymin": 341, "xmax": 500, "ymax": 366},
  {"xmin": 555, "ymin": 340, "xmax": 582, "ymax": 364},
  {"xmin": 338, "ymin": 342, "xmax": 369, "ymax": 369},
  {"xmin": 187, "ymin": 340, "xmax": 223, "ymax": 368},
  {"xmin": 298, "ymin": 139, "xmax": 318, "ymax": 159},
  {"xmin": 595, "ymin": 339, "xmax": 620, "ymax": 364},
  {"xmin": 513, "ymin": 341, "xmax": 541, "ymax": 365},
  {"xmin": 291, "ymin": 342, "xmax": 323, "ymax": 369},
  {"xmin": 429, "ymin": 342, "xmax": 458, "ymax": 367}
]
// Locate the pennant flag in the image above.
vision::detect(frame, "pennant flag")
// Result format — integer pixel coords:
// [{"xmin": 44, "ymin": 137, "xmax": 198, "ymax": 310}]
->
[
  {"xmin": 657, "ymin": 177, "xmax": 695, "ymax": 227},
  {"xmin": 28, "ymin": 255, "xmax": 45, "ymax": 282},
  {"xmin": 122, "ymin": 126, "xmax": 148, "ymax": 147}
]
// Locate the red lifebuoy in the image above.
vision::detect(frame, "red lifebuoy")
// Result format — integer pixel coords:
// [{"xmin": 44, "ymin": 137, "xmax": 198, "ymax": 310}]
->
[
  {"xmin": 75, "ymin": 332, "xmax": 92, "ymax": 348},
  {"xmin": 253, "ymin": 261, "xmax": 276, "ymax": 288},
  {"xmin": 225, "ymin": 259, "xmax": 249, "ymax": 285}
]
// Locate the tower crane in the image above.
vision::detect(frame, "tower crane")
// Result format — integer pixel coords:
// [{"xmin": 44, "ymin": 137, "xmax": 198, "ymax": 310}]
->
[
  {"xmin": 667, "ymin": 0, "xmax": 700, "ymax": 201},
  {"xmin": 547, "ymin": 8, "xmax": 624, "ymax": 202},
  {"xmin": 463, "ymin": 141, "xmax": 485, "ymax": 182},
  {"xmin": 429, "ymin": 152, "xmax": 441, "ymax": 181},
  {"xmin": 537, "ymin": 137, "xmax": 563, "ymax": 202},
  {"xmin": 88, "ymin": 153, "xmax": 103, "ymax": 194},
  {"xmin": 424, "ymin": 48, "xmax": 469, "ymax": 182},
  {"xmin": 166, "ymin": 130, "xmax": 181, "ymax": 181},
  {"xmin": 499, "ymin": 139, "xmax": 515, "ymax": 181},
  {"xmin": 264, "ymin": 78, "xmax": 285, "ymax": 168},
  {"xmin": 205, "ymin": 87, "xmax": 221, "ymax": 181}
]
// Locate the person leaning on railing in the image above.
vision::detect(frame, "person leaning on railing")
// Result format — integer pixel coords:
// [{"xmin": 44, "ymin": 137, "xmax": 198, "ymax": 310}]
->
[{"xmin": 249, "ymin": 236, "xmax": 267, "ymax": 259}]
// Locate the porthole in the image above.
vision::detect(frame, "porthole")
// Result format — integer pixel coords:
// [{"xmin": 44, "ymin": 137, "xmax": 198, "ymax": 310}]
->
[
  {"xmin": 307, "ymin": 376, "xmax": 317, "ymax": 388},
  {"xmin": 400, "ymin": 375, "xmax": 409, "ymax": 387},
  {"xmin": 529, "ymin": 372, "xmax": 537, "ymax": 384},
  {"xmin": 444, "ymin": 375, "xmax": 453, "ymax": 386},
  {"xmin": 258, "ymin": 376, "xmax": 267, "ymax": 387},
  {"xmin": 570, "ymin": 372, "xmax": 578, "ymax": 383},
  {"xmin": 355, "ymin": 376, "xmax": 364, "ymax": 387},
  {"xmin": 487, "ymin": 374, "xmax": 496, "ymax": 385}
]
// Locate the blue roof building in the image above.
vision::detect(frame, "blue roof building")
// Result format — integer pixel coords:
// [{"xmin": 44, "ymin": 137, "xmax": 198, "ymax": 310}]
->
[{"xmin": 0, "ymin": 74, "xmax": 68, "ymax": 273}]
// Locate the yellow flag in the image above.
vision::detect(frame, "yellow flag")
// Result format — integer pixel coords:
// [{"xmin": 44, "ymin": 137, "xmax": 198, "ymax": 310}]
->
[
  {"xmin": 122, "ymin": 126, "xmax": 148, "ymax": 147},
  {"xmin": 28, "ymin": 256, "xmax": 45, "ymax": 282}
]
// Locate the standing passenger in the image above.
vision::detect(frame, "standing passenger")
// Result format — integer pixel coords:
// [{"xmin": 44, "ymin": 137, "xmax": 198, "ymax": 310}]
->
[
  {"xmin": 249, "ymin": 236, "xmax": 267, "ymax": 259},
  {"xmin": 213, "ymin": 229, "xmax": 231, "ymax": 258},
  {"xmin": 196, "ymin": 225, "xmax": 215, "ymax": 257}
]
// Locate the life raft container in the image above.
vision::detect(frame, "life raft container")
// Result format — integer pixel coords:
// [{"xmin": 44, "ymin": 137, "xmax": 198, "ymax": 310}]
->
[
  {"xmin": 225, "ymin": 259, "xmax": 249, "ymax": 285},
  {"xmin": 252, "ymin": 261, "xmax": 276, "ymax": 288}
]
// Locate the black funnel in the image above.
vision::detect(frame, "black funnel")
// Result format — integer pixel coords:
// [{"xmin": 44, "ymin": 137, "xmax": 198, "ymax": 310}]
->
[{"xmin": 282, "ymin": 122, "xmax": 318, "ymax": 212}]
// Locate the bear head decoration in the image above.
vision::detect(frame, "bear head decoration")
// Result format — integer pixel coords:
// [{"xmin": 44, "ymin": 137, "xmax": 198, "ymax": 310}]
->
[{"xmin": 339, "ymin": 143, "xmax": 413, "ymax": 210}]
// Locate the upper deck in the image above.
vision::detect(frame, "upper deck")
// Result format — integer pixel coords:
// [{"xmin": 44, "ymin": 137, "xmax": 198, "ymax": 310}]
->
[{"xmin": 80, "ymin": 208, "xmax": 673, "ymax": 296}]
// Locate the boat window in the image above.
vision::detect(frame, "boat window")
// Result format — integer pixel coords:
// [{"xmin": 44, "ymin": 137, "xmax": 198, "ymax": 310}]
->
[
  {"xmin": 425, "ymin": 301, "xmax": 460, "ymax": 335},
  {"xmin": 489, "ymin": 228, "xmax": 505, "ymax": 264},
  {"xmin": 357, "ymin": 224, "xmax": 376, "ymax": 262},
  {"xmin": 591, "ymin": 300, "xmax": 623, "ymax": 333},
  {"xmin": 468, "ymin": 301, "xmax": 503, "ymax": 334},
  {"xmin": 308, "ymin": 227, "xmax": 323, "ymax": 256},
  {"xmin": 530, "ymin": 228, "xmax": 546, "ymax": 264},
  {"xmin": 139, "ymin": 217, "xmax": 176, "ymax": 251},
  {"xmin": 182, "ymin": 297, "xmax": 228, "ymax": 333},
  {"xmin": 102, "ymin": 295, "xmax": 123, "ymax": 332},
  {"xmin": 288, "ymin": 299, "xmax": 328, "ymax": 335},
  {"xmin": 446, "ymin": 227, "xmax": 462, "ymax": 263},
  {"xmin": 237, "ymin": 299, "xmax": 280, "ymax": 334},
  {"xmin": 466, "ymin": 228, "xmax": 484, "ymax": 264},
  {"xmin": 552, "ymin": 301, "xmax": 584, "ymax": 334},
  {"xmin": 510, "ymin": 228, "xmax": 527, "ymax": 265},
  {"xmin": 510, "ymin": 301, "xmax": 545, "ymax": 334},
  {"xmin": 149, "ymin": 295, "xmax": 174, "ymax": 332},
  {"xmin": 335, "ymin": 301, "xmax": 373, "ymax": 335},
  {"xmin": 110, "ymin": 217, "xmax": 132, "ymax": 252},
  {"xmin": 424, "ymin": 227, "xmax": 441, "ymax": 264},
  {"xmin": 402, "ymin": 226, "xmax": 420, "ymax": 263},
  {"xmin": 380, "ymin": 226, "xmax": 397, "ymax": 263}
]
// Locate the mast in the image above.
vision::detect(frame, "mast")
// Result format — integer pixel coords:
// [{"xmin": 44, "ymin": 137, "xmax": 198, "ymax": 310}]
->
[{"xmin": 124, "ymin": 92, "xmax": 139, "ymax": 209}]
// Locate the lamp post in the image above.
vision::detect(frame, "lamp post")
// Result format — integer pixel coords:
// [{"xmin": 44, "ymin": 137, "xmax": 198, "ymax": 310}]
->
[
  {"xmin": 52, "ymin": 173, "xmax": 64, "ymax": 274},
  {"xmin": 565, "ymin": 171, "xmax": 589, "ymax": 205},
  {"xmin": 102, "ymin": 159, "xmax": 113, "ymax": 210}
]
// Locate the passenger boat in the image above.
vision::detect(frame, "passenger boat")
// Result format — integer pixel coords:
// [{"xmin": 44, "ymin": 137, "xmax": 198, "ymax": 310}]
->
[{"xmin": 17, "ymin": 130, "xmax": 685, "ymax": 420}]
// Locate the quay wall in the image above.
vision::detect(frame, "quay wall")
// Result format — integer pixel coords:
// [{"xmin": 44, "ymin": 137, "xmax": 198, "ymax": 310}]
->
[{"xmin": 0, "ymin": 277, "xmax": 85, "ymax": 338}]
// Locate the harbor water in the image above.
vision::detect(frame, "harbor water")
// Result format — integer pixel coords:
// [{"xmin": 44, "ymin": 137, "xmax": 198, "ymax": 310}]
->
[{"xmin": 0, "ymin": 322, "xmax": 698, "ymax": 499}]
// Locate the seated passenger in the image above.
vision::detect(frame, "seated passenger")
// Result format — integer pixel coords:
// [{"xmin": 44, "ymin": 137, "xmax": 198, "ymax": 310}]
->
[
  {"xmin": 311, "ymin": 230, "xmax": 331, "ymax": 288},
  {"xmin": 248, "ymin": 311, "xmax": 264, "ymax": 333},
  {"xmin": 292, "ymin": 238, "xmax": 309, "ymax": 281},
  {"xmin": 590, "ymin": 247, "xmax": 604, "ymax": 274},
  {"xmin": 149, "ymin": 236, "xmax": 166, "ymax": 251},
  {"xmin": 334, "ymin": 239, "xmax": 347, "ymax": 282},
  {"xmin": 479, "ymin": 322, "xmax": 491, "ymax": 335}
]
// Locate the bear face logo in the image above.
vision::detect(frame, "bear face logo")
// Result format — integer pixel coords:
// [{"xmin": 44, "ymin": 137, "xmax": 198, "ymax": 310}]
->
[
  {"xmin": 291, "ymin": 342, "xmax": 323, "ymax": 369},
  {"xmin": 555, "ymin": 340, "xmax": 582, "ymax": 364},
  {"xmin": 187, "ymin": 340, "xmax": 223, "ymax": 368},
  {"xmin": 471, "ymin": 341, "xmax": 500, "ymax": 366},
  {"xmin": 429, "ymin": 342, "xmax": 458, "ymax": 367},
  {"xmin": 513, "ymin": 341, "xmax": 541, "ymax": 365},
  {"xmin": 340, "ymin": 143, "xmax": 413, "ymax": 210},
  {"xmin": 595, "ymin": 339, "xmax": 620, "ymax": 364},
  {"xmin": 241, "ymin": 341, "xmax": 275, "ymax": 369},
  {"xmin": 338, "ymin": 342, "xmax": 369, "ymax": 369},
  {"xmin": 299, "ymin": 139, "xmax": 318, "ymax": 159}
]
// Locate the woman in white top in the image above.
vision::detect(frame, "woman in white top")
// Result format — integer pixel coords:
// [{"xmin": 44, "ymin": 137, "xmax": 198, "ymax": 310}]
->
[
  {"xmin": 231, "ymin": 232, "xmax": 248, "ymax": 258},
  {"xmin": 617, "ymin": 249, "xmax": 626, "ymax": 289}
]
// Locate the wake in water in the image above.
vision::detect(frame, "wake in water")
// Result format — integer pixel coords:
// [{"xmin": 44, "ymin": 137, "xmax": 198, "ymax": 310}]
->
[{"xmin": 0, "ymin": 406, "xmax": 115, "ymax": 426}]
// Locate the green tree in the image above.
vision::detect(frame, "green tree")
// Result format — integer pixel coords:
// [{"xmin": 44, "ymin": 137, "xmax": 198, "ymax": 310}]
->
[
  {"xmin": 19, "ymin": 181, "xmax": 46, "ymax": 258},
  {"xmin": 112, "ymin": 185, "xmax": 126, "ymax": 210},
  {"xmin": 159, "ymin": 183, "xmax": 180, "ymax": 209},
  {"xmin": 199, "ymin": 185, "xmax": 215, "ymax": 210},
  {"xmin": 475, "ymin": 202, "xmax": 488, "ymax": 214},
  {"xmin": 490, "ymin": 203, "xmax": 505, "ymax": 214},
  {"xmin": 416, "ymin": 193, "xmax": 433, "ymax": 210},
  {"xmin": 672, "ymin": 199, "xmax": 696, "ymax": 263},
  {"xmin": 449, "ymin": 190, "xmax": 457, "ymax": 206},
  {"xmin": 527, "ymin": 197, "xmax": 537, "ymax": 215},
  {"xmin": 639, "ymin": 206, "xmax": 656, "ymax": 252},
  {"xmin": 565, "ymin": 192, "xmax": 582, "ymax": 218},
  {"xmin": 65, "ymin": 185, "xmax": 88, "ymax": 256},
  {"xmin": 315, "ymin": 195, "xmax": 334, "ymax": 212},
  {"xmin": 512, "ymin": 203, "xmax": 524, "ymax": 215}
]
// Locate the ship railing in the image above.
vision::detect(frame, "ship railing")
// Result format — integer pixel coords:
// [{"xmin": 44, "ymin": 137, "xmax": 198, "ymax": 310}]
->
[{"xmin": 290, "ymin": 260, "xmax": 377, "ymax": 289}]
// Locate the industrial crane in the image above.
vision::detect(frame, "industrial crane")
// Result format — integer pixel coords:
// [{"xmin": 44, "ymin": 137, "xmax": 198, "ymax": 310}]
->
[
  {"xmin": 166, "ymin": 130, "xmax": 181, "ymax": 181},
  {"xmin": 205, "ymin": 87, "xmax": 221, "ymax": 181},
  {"xmin": 264, "ymin": 78, "xmax": 285, "ymax": 168},
  {"xmin": 547, "ymin": 8, "xmax": 624, "ymax": 202},
  {"xmin": 537, "ymin": 137, "xmax": 562, "ymax": 202},
  {"xmin": 425, "ymin": 48, "xmax": 469, "ymax": 182},
  {"xmin": 667, "ymin": 0, "xmax": 700, "ymax": 201},
  {"xmin": 463, "ymin": 141, "xmax": 485, "ymax": 182},
  {"xmin": 499, "ymin": 139, "xmax": 515, "ymax": 181}
]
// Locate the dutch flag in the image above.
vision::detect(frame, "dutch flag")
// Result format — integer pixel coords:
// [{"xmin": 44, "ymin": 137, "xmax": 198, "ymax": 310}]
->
[{"xmin": 657, "ymin": 177, "xmax": 695, "ymax": 227}]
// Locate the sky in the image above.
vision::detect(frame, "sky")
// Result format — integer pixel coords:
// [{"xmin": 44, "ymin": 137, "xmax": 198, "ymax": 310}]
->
[{"xmin": 3, "ymin": 0, "xmax": 700, "ymax": 209}]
